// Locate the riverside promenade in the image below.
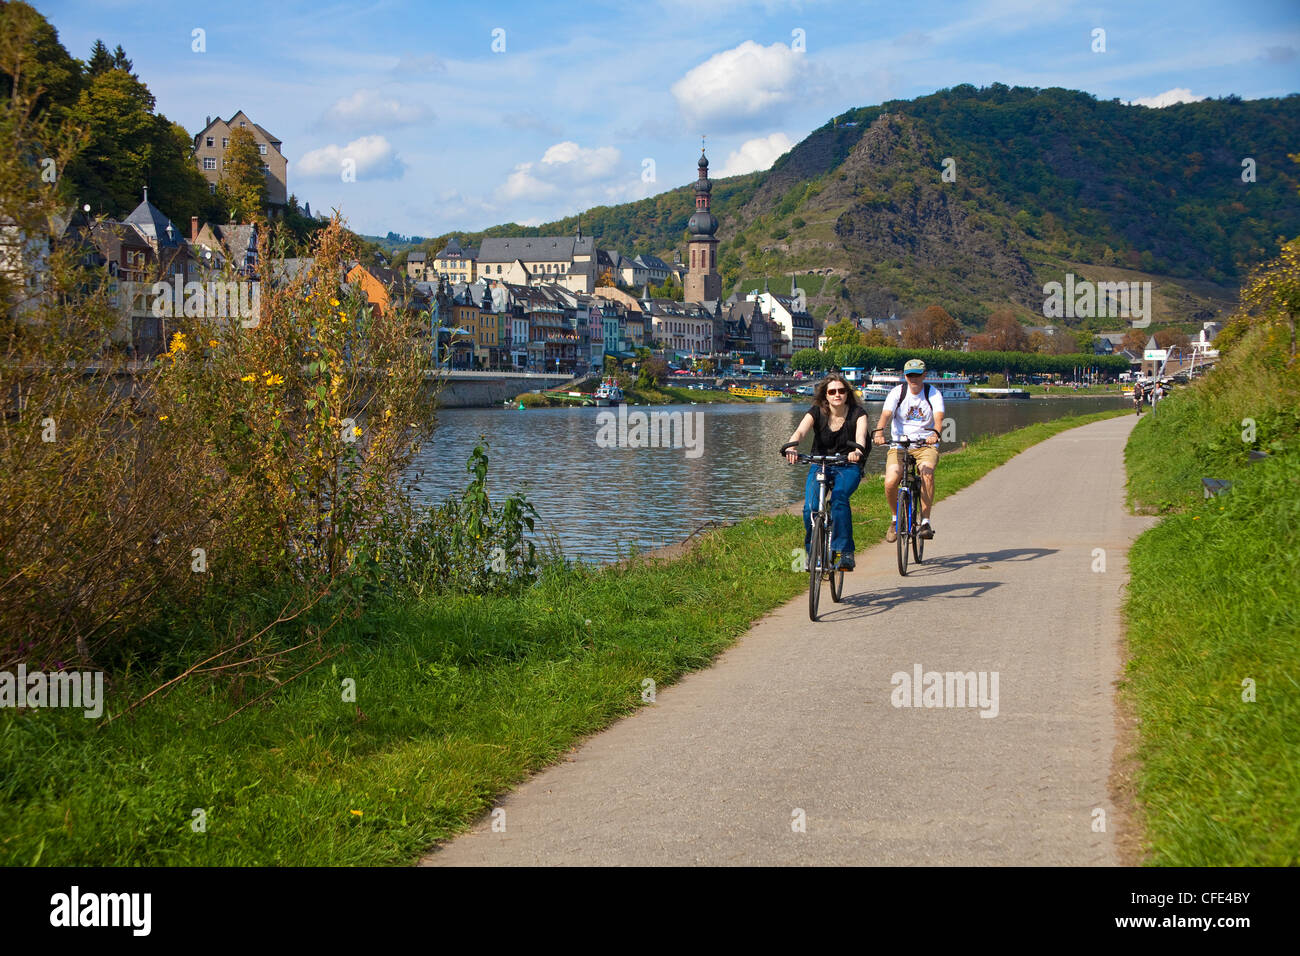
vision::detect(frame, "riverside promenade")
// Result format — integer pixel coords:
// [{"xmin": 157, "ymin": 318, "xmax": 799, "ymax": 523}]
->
[{"xmin": 423, "ymin": 416, "xmax": 1155, "ymax": 866}]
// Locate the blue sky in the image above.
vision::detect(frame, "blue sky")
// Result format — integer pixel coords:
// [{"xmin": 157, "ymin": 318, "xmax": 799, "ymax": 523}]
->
[{"xmin": 35, "ymin": 0, "xmax": 1300, "ymax": 238}]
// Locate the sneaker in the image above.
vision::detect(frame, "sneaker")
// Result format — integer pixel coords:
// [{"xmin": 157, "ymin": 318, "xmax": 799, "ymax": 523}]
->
[
  {"xmin": 885, "ymin": 524, "xmax": 897, "ymax": 543},
  {"xmin": 919, "ymin": 522, "xmax": 935, "ymax": 540},
  {"xmin": 838, "ymin": 552, "xmax": 855, "ymax": 571}
]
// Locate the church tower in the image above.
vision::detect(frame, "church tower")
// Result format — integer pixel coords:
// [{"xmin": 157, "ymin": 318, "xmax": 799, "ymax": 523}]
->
[{"xmin": 684, "ymin": 149, "xmax": 721, "ymax": 304}]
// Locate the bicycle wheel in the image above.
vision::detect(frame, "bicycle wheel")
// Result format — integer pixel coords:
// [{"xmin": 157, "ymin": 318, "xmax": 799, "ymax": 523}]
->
[
  {"xmin": 808, "ymin": 512, "xmax": 824, "ymax": 621},
  {"xmin": 828, "ymin": 518, "xmax": 845, "ymax": 602},
  {"xmin": 912, "ymin": 505, "xmax": 925, "ymax": 564},
  {"xmin": 896, "ymin": 491, "xmax": 909, "ymax": 576}
]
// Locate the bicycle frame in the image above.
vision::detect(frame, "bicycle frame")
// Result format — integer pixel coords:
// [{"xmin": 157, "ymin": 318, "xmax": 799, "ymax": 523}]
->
[
  {"xmin": 780, "ymin": 438, "xmax": 867, "ymax": 621},
  {"xmin": 891, "ymin": 431, "xmax": 937, "ymax": 575}
]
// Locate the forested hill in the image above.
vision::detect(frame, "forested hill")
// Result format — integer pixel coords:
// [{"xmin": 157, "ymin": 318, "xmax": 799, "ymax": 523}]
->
[{"xmin": 406, "ymin": 85, "xmax": 1299, "ymax": 327}]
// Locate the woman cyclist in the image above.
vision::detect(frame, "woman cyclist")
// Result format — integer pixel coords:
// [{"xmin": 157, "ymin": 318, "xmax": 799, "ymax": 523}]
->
[{"xmin": 783, "ymin": 372, "xmax": 870, "ymax": 571}]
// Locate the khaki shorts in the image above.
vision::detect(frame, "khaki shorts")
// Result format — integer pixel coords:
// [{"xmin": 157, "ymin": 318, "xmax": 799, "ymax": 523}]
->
[{"xmin": 886, "ymin": 445, "xmax": 938, "ymax": 470}]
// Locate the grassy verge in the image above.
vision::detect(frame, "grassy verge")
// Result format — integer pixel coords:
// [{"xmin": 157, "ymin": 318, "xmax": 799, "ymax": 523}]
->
[
  {"xmin": 1122, "ymin": 334, "xmax": 1299, "ymax": 864},
  {"xmin": 1, "ymin": 408, "xmax": 1125, "ymax": 866}
]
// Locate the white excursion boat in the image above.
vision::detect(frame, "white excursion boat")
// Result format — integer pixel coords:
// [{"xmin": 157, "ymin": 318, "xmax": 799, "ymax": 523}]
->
[
  {"xmin": 853, "ymin": 368, "xmax": 971, "ymax": 402},
  {"xmin": 594, "ymin": 378, "xmax": 625, "ymax": 406}
]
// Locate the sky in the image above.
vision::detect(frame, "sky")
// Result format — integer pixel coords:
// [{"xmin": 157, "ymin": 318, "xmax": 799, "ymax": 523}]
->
[{"xmin": 34, "ymin": 0, "xmax": 1300, "ymax": 238}]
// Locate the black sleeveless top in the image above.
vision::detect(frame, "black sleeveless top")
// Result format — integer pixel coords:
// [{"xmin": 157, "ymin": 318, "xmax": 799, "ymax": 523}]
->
[{"xmin": 808, "ymin": 401, "xmax": 867, "ymax": 461}]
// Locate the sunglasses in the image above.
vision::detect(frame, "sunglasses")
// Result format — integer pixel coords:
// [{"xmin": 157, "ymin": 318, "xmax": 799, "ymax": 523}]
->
[{"xmin": 826, "ymin": 387, "xmax": 847, "ymax": 395}]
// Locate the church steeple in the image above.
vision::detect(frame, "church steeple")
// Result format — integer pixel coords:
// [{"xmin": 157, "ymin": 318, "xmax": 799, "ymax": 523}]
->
[{"xmin": 684, "ymin": 144, "xmax": 721, "ymax": 304}]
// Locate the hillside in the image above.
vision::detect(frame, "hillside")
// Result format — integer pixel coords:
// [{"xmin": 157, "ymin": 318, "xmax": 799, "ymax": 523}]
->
[{"xmin": 402, "ymin": 84, "xmax": 1299, "ymax": 332}]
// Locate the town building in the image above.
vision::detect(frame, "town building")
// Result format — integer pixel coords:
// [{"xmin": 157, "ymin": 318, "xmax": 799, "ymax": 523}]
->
[
  {"xmin": 684, "ymin": 151, "xmax": 722, "ymax": 305},
  {"xmin": 433, "ymin": 237, "xmax": 477, "ymax": 284},
  {"xmin": 193, "ymin": 111, "xmax": 288, "ymax": 212},
  {"xmin": 405, "ymin": 251, "xmax": 427, "ymax": 281},
  {"xmin": 477, "ymin": 234, "xmax": 596, "ymax": 293}
]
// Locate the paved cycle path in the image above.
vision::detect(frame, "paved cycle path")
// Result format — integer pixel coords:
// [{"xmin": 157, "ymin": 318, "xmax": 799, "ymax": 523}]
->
[{"xmin": 424, "ymin": 415, "xmax": 1154, "ymax": 866}]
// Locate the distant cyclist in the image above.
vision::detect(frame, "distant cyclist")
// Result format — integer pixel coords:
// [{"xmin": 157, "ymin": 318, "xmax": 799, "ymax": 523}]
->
[
  {"xmin": 783, "ymin": 371, "xmax": 870, "ymax": 571},
  {"xmin": 875, "ymin": 359, "xmax": 944, "ymax": 542},
  {"xmin": 1133, "ymin": 381, "xmax": 1145, "ymax": 416}
]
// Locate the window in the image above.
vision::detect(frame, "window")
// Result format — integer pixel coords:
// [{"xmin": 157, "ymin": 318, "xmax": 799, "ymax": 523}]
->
[
  {"xmin": 257, "ymin": 144, "xmax": 267, "ymax": 155},
  {"xmin": 205, "ymin": 136, "xmax": 214, "ymax": 147},
  {"xmin": 261, "ymin": 165, "xmax": 270, "ymax": 174},
  {"xmin": 209, "ymin": 183, "xmax": 216, "ymax": 194},
  {"xmin": 203, "ymin": 157, "xmax": 216, "ymax": 170},
  {"xmin": 222, "ymin": 137, "xmax": 229, "ymax": 148},
  {"xmin": 239, "ymin": 121, "xmax": 246, "ymax": 127}
]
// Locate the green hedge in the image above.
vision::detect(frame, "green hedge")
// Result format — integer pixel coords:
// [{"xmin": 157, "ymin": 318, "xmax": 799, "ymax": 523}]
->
[{"xmin": 791, "ymin": 345, "xmax": 1129, "ymax": 376}]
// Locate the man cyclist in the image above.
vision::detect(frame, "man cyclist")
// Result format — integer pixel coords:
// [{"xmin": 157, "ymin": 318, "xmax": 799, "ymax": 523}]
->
[{"xmin": 874, "ymin": 358, "xmax": 944, "ymax": 543}]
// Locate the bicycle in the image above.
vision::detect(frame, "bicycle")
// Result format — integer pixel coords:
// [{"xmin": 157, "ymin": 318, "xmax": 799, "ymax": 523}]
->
[
  {"xmin": 780, "ymin": 439, "xmax": 868, "ymax": 622},
  {"xmin": 890, "ymin": 430, "xmax": 939, "ymax": 576}
]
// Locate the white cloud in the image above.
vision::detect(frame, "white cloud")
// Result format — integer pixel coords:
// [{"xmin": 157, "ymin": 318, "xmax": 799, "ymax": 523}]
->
[
  {"xmin": 295, "ymin": 135, "xmax": 405, "ymax": 181},
  {"xmin": 718, "ymin": 133, "xmax": 794, "ymax": 176},
  {"xmin": 322, "ymin": 90, "xmax": 431, "ymax": 129},
  {"xmin": 1125, "ymin": 88, "xmax": 1206, "ymax": 108},
  {"xmin": 671, "ymin": 40, "xmax": 809, "ymax": 130},
  {"xmin": 497, "ymin": 141, "xmax": 623, "ymax": 202}
]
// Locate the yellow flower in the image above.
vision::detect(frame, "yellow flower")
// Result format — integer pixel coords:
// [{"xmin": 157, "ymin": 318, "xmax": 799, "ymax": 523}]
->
[
  {"xmin": 349, "ymin": 810, "xmax": 363, "ymax": 817},
  {"xmin": 167, "ymin": 333, "xmax": 187, "ymax": 353},
  {"xmin": 241, "ymin": 373, "xmax": 256, "ymax": 383},
  {"xmin": 264, "ymin": 374, "xmax": 285, "ymax": 387},
  {"xmin": 208, "ymin": 339, "xmax": 218, "ymax": 348},
  {"xmin": 330, "ymin": 298, "xmax": 340, "ymax": 307},
  {"xmin": 158, "ymin": 415, "xmax": 168, "ymax": 422}
]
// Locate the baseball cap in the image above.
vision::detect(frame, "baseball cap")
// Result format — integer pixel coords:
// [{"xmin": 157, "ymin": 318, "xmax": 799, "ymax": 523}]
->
[{"xmin": 903, "ymin": 359, "xmax": 926, "ymax": 375}]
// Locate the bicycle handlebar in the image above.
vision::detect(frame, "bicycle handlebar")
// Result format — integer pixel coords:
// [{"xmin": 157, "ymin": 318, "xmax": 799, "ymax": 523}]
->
[
  {"xmin": 779, "ymin": 439, "xmax": 868, "ymax": 466},
  {"xmin": 886, "ymin": 428, "xmax": 941, "ymax": 449}
]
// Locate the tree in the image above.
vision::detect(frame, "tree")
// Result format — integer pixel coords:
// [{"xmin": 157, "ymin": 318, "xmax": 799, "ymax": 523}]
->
[
  {"xmin": 650, "ymin": 275, "xmax": 683, "ymax": 300},
  {"xmin": 62, "ymin": 68, "xmax": 158, "ymax": 215},
  {"xmin": 982, "ymin": 309, "xmax": 1030, "ymax": 352},
  {"xmin": 1154, "ymin": 329, "xmax": 1190, "ymax": 350},
  {"xmin": 85, "ymin": 39, "xmax": 112, "ymax": 77},
  {"xmin": 902, "ymin": 305, "xmax": 963, "ymax": 349},
  {"xmin": 597, "ymin": 268, "xmax": 615, "ymax": 288},
  {"xmin": 861, "ymin": 327, "xmax": 892, "ymax": 347},
  {"xmin": 1028, "ymin": 330, "xmax": 1050, "ymax": 353},
  {"xmin": 1121, "ymin": 328, "xmax": 1148, "ymax": 353},
  {"xmin": 823, "ymin": 318, "xmax": 862, "ymax": 349},
  {"xmin": 0, "ymin": 1, "xmax": 84, "ymax": 117},
  {"xmin": 1074, "ymin": 330, "xmax": 1098, "ymax": 354},
  {"xmin": 216, "ymin": 126, "xmax": 269, "ymax": 222},
  {"xmin": 637, "ymin": 356, "xmax": 668, "ymax": 389},
  {"xmin": 110, "ymin": 44, "xmax": 134, "ymax": 77}
]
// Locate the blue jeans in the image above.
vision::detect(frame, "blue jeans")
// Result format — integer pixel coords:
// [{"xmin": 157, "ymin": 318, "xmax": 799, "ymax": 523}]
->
[{"xmin": 803, "ymin": 464, "xmax": 862, "ymax": 557}]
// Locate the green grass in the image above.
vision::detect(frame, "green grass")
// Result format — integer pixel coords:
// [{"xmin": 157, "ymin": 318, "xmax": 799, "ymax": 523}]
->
[
  {"xmin": 0, "ymin": 409, "xmax": 1126, "ymax": 866},
  {"xmin": 1122, "ymin": 341, "xmax": 1300, "ymax": 864}
]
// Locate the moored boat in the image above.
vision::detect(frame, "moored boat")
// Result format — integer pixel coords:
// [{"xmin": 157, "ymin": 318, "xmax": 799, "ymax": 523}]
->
[
  {"xmin": 857, "ymin": 368, "xmax": 970, "ymax": 402},
  {"xmin": 594, "ymin": 378, "xmax": 625, "ymax": 406}
]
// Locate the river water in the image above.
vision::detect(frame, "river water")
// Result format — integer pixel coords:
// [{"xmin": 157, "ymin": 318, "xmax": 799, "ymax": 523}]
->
[{"xmin": 406, "ymin": 396, "xmax": 1126, "ymax": 564}]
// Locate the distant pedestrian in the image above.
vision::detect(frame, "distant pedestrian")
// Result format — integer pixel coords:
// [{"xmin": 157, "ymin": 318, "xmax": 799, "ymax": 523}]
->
[{"xmin": 1133, "ymin": 382, "xmax": 1144, "ymax": 416}]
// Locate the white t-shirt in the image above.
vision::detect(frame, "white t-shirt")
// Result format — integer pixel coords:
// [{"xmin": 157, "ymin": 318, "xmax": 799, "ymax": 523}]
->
[{"xmin": 885, "ymin": 382, "xmax": 945, "ymax": 442}]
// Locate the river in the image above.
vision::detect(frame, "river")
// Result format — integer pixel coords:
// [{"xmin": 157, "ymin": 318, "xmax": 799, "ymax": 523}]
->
[{"xmin": 406, "ymin": 396, "xmax": 1127, "ymax": 564}]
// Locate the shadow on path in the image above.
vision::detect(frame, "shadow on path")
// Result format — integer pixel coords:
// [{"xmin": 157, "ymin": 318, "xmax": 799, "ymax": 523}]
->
[
  {"xmin": 892, "ymin": 547, "xmax": 1058, "ymax": 579},
  {"xmin": 820, "ymin": 580, "xmax": 1003, "ymax": 621}
]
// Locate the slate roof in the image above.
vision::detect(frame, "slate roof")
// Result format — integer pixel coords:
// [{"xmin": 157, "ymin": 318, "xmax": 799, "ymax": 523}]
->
[
  {"xmin": 479, "ymin": 235, "xmax": 596, "ymax": 263},
  {"xmin": 436, "ymin": 236, "xmax": 475, "ymax": 259},
  {"xmin": 125, "ymin": 197, "xmax": 181, "ymax": 246}
]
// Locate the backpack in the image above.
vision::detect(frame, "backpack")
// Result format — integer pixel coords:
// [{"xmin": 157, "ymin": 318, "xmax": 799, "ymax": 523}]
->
[{"xmin": 890, "ymin": 382, "xmax": 937, "ymax": 416}]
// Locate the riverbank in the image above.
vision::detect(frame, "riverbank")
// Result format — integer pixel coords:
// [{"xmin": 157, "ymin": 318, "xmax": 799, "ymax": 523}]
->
[
  {"xmin": 1, "ymin": 409, "xmax": 1126, "ymax": 865},
  {"xmin": 1120, "ymin": 327, "xmax": 1299, "ymax": 865},
  {"xmin": 516, "ymin": 382, "xmax": 761, "ymax": 407}
]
